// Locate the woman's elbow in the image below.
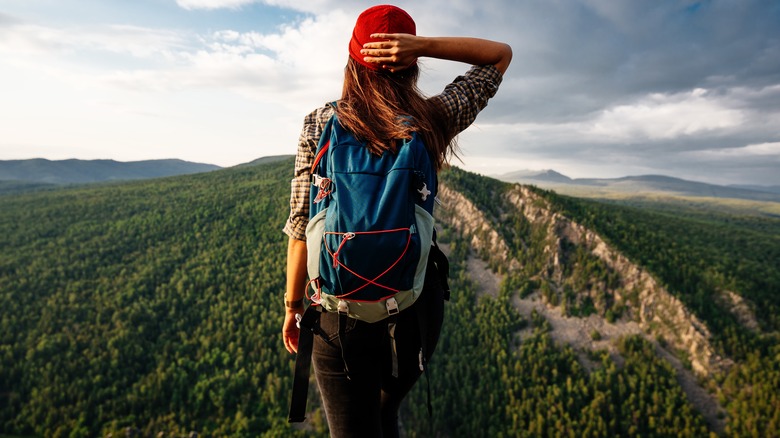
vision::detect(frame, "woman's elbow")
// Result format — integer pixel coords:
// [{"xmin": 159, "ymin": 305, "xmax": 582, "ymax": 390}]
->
[{"xmin": 495, "ymin": 43, "xmax": 513, "ymax": 75}]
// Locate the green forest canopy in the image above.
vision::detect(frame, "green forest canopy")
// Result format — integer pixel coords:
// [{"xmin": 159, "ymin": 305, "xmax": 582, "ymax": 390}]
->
[{"xmin": 0, "ymin": 159, "xmax": 777, "ymax": 436}]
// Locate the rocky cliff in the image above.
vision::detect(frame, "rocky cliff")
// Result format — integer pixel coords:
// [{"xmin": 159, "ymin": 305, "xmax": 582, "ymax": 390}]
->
[{"xmin": 437, "ymin": 182, "xmax": 728, "ymax": 378}]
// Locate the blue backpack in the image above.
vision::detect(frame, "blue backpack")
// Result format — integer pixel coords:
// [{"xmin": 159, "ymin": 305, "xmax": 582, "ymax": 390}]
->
[
  {"xmin": 289, "ymin": 104, "xmax": 449, "ymax": 423},
  {"xmin": 305, "ymin": 106, "xmax": 437, "ymax": 322}
]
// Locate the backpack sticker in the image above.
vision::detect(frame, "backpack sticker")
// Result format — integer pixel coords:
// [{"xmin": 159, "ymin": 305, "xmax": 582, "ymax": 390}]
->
[{"xmin": 417, "ymin": 182, "xmax": 431, "ymax": 201}]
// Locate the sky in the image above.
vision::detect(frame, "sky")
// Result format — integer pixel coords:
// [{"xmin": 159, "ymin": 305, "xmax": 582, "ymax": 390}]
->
[{"xmin": 1, "ymin": 0, "xmax": 779, "ymax": 186}]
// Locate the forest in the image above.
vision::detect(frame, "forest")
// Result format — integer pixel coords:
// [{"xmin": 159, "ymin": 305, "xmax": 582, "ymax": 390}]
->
[{"xmin": 0, "ymin": 158, "xmax": 778, "ymax": 436}]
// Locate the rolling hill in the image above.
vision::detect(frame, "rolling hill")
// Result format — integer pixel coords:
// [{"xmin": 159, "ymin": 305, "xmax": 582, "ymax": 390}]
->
[
  {"xmin": 0, "ymin": 158, "xmax": 221, "ymax": 185},
  {"xmin": 1, "ymin": 158, "xmax": 778, "ymax": 436}
]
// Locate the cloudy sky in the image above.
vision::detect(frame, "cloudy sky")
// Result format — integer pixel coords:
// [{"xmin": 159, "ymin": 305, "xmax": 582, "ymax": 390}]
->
[{"xmin": 1, "ymin": 0, "xmax": 778, "ymax": 185}]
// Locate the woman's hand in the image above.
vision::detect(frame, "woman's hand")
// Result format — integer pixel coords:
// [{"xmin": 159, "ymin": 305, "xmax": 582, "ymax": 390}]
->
[
  {"xmin": 361, "ymin": 33, "xmax": 421, "ymax": 73},
  {"xmin": 283, "ymin": 307, "xmax": 302, "ymax": 354}
]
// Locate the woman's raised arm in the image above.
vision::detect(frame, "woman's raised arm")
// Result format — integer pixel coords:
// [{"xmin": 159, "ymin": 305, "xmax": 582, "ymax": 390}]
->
[{"xmin": 361, "ymin": 34, "xmax": 512, "ymax": 74}]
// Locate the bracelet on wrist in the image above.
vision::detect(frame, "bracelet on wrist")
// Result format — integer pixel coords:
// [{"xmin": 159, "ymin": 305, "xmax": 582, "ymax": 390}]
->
[{"xmin": 285, "ymin": 298, "xmax": 304, "ymax": 309}]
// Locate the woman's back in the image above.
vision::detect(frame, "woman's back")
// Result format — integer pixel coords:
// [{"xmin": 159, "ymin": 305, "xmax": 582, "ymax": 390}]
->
[{"xmin": 282, "ymin": 5, "xmax": 511, "ymax": 436}]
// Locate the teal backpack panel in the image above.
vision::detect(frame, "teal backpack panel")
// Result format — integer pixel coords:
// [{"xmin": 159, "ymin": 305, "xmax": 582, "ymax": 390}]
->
[{"xmin": 305, "ymin": 109, "xmax": 436, "ymax": 322}]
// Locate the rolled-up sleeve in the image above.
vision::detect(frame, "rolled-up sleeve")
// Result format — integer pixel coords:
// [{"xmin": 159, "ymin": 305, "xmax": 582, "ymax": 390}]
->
[
  {"xmin": 431, "ymin": 64, "xmax": 503, "ymax": 136},
  {"xmin": 282, "ymin": 105, "xmax": 333, "ymax": 241}
]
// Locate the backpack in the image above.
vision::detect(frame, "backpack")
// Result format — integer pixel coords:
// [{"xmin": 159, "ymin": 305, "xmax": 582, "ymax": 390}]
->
[
  {"xmin": 289, "ymin": 104, "xmax": 448, "ymax": 423},
  {"xmin": 304, "ymin": 106, "xmax": 437, "ymax": 322}
]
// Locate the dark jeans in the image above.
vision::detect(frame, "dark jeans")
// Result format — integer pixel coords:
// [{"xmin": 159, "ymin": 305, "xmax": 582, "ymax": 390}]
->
[{"xmin": 312, "ymin": 265, "xmax": 445, "ymax": 438}]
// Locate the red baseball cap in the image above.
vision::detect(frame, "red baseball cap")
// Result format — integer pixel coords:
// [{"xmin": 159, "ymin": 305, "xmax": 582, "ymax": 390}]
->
[{"xmin": 349, "ymin": 5, "xmax": 416, "ymax": 70}]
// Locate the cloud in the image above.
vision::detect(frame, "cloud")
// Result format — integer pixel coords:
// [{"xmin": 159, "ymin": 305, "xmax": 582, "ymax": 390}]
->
[
  {"xmin": 467, "ymin": 87, "xmax": 749, "ymax": 151},
  {"xmin": 0, "ymin": 21, "xmax": 190, "ymax": 60},
  {"xmin": 176, "ymin": 0, "xmax": 257, "ymax": 10},
  {"xmin": 690, "ymin": 142, "xmax": 780, "ymax": 158},
  {"xmin": 0, "ymin": 8, "xmax": 351, "ymax": 112},
  {"xmin": 175, "ymin": 0, "xmax": 335, "ymax": 13},
  {"xmin": 455, "ymin": 80, "xmax": 780, "ymax": 185},
  {"xmin": 0, "ymin": 13, "xmax": 19, "ymax": 26},
  {"xmin": 134, "ymin": 10, "xmax": 352, "ymax": 111},
  {"xmin": 479, "ymin": 0, "xmax": 780, "ymax": 130},
  {"xmin": 585, "ymin": 88, "xmax": 744, "ymax": 142}
]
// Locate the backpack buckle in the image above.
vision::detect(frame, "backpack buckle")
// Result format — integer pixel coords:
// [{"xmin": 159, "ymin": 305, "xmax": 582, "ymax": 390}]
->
[
  {"xmin": 312, "ymin": 174, "xmax": 332, "ymax": 204},
  {"xmin": 337, "ymin": 300, "xmax": 349, "ymax": 315},
  {"xmin": 385, "ymin": 297, "xmax": 399, "ymax": 316}
]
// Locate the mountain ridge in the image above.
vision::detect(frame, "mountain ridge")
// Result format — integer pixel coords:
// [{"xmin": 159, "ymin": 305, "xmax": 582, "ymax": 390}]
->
[
  {"xmin": 495, "ymin": 169, "xmax": 780, "ymax": 203},
  {"xmin": 437, "ymin": 167, "xmax": 779, "ymax": 435},
  {"xmin": 436, "ymin": 182, "xmax": 727, "ymax": 430}
]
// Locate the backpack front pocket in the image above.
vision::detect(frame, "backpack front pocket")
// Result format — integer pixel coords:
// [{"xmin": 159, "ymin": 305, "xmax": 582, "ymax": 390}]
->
[{"xmin": 320, "ymin": 226, "xmax": 421, "ymax": 301}]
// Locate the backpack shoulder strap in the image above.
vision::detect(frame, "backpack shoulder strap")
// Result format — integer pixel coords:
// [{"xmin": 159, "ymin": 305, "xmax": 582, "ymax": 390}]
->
[
  {"xmin": 311, "ymin": 140, "xmax": 330, "ymax": 173},
  {"xmin": 310, "ymin": 102, "xmax": 339, "ymax": 173}
]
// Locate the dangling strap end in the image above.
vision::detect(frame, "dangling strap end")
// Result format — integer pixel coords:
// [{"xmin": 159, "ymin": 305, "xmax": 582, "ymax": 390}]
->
[
  {"xmin": 389, "ymin": 320, "xmax": 399, "ymax": 378},
  {"xmin": 288, "ymin": 306, "xmax": 322, "ymax": 423}
]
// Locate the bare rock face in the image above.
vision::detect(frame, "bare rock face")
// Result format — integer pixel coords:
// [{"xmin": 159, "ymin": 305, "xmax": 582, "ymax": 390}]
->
[
  {"xmin": 506, "ymin": 185, "xmax": 728, "ymax": 376},
  {"xmin": 436, "ymin": 184, "xmax": 519, "ymax": 271},
  {"xmin": 438, "ymin": 182, "xmax": 727, "ymax": 377},
  {"xmin": 719, "ymin": 289, "xmax": 760, "ymax": 332}
]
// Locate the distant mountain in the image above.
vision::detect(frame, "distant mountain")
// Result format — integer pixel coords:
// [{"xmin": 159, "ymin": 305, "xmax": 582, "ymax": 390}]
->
[
  {"xmin": 496, "ymin": 169, "xmax": 572, "ymax": 184},
  {"xmin": 495, "ymin": 170, "xmax": 780, "ymax": 203},
  {"xmin": 235, "ymin": 154, "xmax": 294, "ymax": 168},
  {"xmin": 730, "ymin": 184, "xmax": 780, "ymax": 195},
  {"xmin": 0, "ymin": 158, "xmax": 221, "ymax": 185}
]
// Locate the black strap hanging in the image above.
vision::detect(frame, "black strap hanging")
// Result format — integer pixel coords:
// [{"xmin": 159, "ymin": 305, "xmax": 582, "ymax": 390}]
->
[
  {"xmin": 288, "ymin": 306, "xmax": 322, "ymax": 423},
  {"xmin": 414, "ymin": 299, "xmax": 434, "ymax": 418}
]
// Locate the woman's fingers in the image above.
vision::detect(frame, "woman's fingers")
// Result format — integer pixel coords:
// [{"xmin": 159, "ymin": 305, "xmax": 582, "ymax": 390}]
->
[
  {"xmin": 360, "ymin": 50, "xmax": 393, "ymax": 67},
  {"xmin": 284, "ymin": 331, "xmax": 298, "ymax": 354},
  {"xmin": 361, "ymin": 46, "xmax": 398, "ymax": 57},
  {"xmin": 360, "ymin": 49, "xmax": 387, "ymax": 59},
  {"xmin": 362, "ymin": 42, "xmax": 392, "ymax": 51},
  {"xmin": 361, "ymin": 33, "xmax": 416, "ymax": 72}
]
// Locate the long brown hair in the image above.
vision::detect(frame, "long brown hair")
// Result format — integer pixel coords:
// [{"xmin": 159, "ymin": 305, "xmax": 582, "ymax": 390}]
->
[{"xmin": 335, "ymin": 57, "xmax": 456, "ymax": 171}]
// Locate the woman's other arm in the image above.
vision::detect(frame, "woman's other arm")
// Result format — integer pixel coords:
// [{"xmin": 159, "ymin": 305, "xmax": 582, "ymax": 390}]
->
[{"xmin": 282, "ymin": 237, "xmax": 307, "ymax": 354}]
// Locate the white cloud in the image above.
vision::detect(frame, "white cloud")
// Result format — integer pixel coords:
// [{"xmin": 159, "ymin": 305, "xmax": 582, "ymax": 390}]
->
[
  {"xmin": 741, "ymin": 142, "xmax": 780, "ymax": 155},
  {"xmin": 586, "ymin": 88, "xmax": 744, "ymax": 142},
  {"xmin": 689, "ymin": 142, "xmax": 780, "ymax": 158},
  {"xmin": 176, "ymin": 0, "xmax": 257, "ymax": 10},
  {"xmin": 0, "ymin": 22, "xmax": 189, "ymax": 59},
  {"xmin": 175, "ymin": 0, "xmax": 333, "ymax": 13},
  {"xmin": 461, "ymin": 87, "xmax": 749, "ymax": 150},
  {"xmin": 0, "ymin": 8, "xmax": 350, "ymax": 111}
]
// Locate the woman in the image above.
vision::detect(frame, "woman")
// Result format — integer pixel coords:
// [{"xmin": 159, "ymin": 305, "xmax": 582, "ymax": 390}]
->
[{"xmin": 282, "ymin": 5, "xmax": 511, "ymax": 437}]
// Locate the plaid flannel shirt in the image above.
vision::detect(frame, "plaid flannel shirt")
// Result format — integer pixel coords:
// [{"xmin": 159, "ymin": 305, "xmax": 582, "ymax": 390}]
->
[{"xmin": 283, "ymin": 64, "xmax": 503, "ymax": 241}]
